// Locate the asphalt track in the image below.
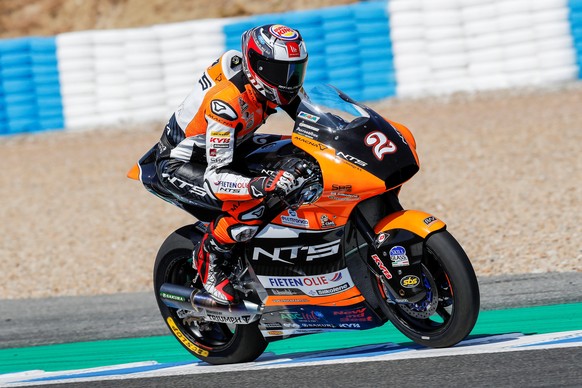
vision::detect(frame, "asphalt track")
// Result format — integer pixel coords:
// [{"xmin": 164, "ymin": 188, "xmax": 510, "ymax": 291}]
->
[{"xmin": 1, "ymin": 272, "xmax": 581, "ymax": 387}]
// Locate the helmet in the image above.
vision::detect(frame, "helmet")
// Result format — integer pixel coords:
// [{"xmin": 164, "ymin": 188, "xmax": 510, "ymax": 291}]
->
[{"xmin": 241, "ymin": 24, "xmax": 308, "ymax": 105}]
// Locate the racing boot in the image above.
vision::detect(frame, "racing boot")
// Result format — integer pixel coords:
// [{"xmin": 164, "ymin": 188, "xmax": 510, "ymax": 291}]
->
[{"xmin": 194, "ymin": 234, "xmax": 237, "ymax": 305}]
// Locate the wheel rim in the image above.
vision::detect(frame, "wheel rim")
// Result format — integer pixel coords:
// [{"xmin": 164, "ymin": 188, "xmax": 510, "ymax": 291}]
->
[
  {"xmin": 161, "ymin": 253, "xmax": 236, "ymax": 349},
  {"xmin": 380, "ymin": 247, "xmax": 455, "ymax": 335}
]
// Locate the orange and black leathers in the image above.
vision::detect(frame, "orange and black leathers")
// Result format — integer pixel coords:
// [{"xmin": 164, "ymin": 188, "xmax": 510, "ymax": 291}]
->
[{"xmin": 156, "ymin": 50, "xmax": 301, "ymax": 245}]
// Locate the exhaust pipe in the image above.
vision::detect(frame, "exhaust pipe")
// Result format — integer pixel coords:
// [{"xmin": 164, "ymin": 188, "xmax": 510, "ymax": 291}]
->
[{"xmin": 159, "ymin": 283, "xmax": 262, "ymax": 317}]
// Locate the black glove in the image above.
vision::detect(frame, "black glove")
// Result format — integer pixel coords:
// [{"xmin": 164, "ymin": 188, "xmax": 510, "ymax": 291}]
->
[{"xmin": 249, "ymin": 169, "xmax": 303, "ymax": 199}]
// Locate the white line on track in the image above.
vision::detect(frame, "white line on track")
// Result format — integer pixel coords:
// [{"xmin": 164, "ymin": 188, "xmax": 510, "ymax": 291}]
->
[{"xmin": 1, "ymin": 330, "xmax": 581, "ymax": 387}]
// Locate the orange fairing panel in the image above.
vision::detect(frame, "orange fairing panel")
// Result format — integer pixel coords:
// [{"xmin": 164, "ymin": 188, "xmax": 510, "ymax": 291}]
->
[
  {"xmin": 387, "ymin": 119, "xmax": 419, "ymax": 166},
  {"xmin": 374, "ymin": 210, "xmax": 446, "ymax": 239},
  {"xmin": 127, "ymin": 163, "xmax": 141, "ymax": 181},
  {"xmin": 265, "ymin": 286, "xmax": 365, "ymax": 307},
  {"xmin": 292, "ymin": 133, "xmax": 386, "ymax": 197}
]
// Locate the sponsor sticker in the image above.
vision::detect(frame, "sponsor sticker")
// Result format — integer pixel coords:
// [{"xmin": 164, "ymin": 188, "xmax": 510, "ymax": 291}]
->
[
  {"xmin": 320, "ymin": 214, "xmax": 336, "ymax": 228},
  {"xmin": 270, "ymin": 24, "xmax": 299, "ymax": 40},
  {"xmin": 210, "ymin": 131, "xmax": 230, "ymax": 137},
  {"xmin": 209, "ymin": 137, "xmax": 230, "ymax": 144},
  {"xmin": 258, "ymin": 269, "xmax": 354, "ymax": 297},
  {"xmin": 328, "ymin": 193, "xmax": 360, "ymax": 201},
  {"xmin": 159, "ymin": 292, "xmax": 186, "ymax": 302},
  {"xmin": 333, "ymin": 307, "xmax": 373, "ymax": 323},
  {"xmin": 206, "ymin": 314, "xmax": 251, "ymax": 324},
  {"xmin": 400, "ymin": 275, "xmax": 420, "ymax": 288},
  {"xmin": 281, "ymin": 310, "xmax": 325, "ymax": 322},
  {"xmin": 377, "ymin": 233, "xmax": 387, "ymax": 244},
  {"xmin": 331, "ymin": 184, "xmax": 352, "ymax": 192},
  {"xmin": 336, "ymin": 151, "xmax": 368, "ymax": 167},
  {"xmin": 286, "ymin": 41, "xmax": 300, "ymax": 58},
  {"xmin": 389, "ymin": 245, "xmax": 410, "ymax": 267},
  {"xmin": 424, "ymin": 215, "xmax": 437, "ymax": 225},
  {"xmin": 281, "ymin": 209, "xmax": 309, "ymax": 227},
  {"xmin": 298, "ymin": 122, "xmax": 320, "ymax": 131},
  {"xmin": 271, "ymin": 298, "xmax": 310, "ymax": 303},
  {"xmin": 372, "ymin": 254, "xmax": 392, "ymax": 279},
  {"xmin": 252, "ymin": 239, "xmax": 341, "ymax": 264},
  {"xmin": 301, "ymin": 323, "xmax": 334, "ymax": 329},
  {"xmin": 298, "ymin": 111, "xmax": 320, "ymax": 122},
  {"xmin": 269, "ymin": 288, "xmax": 303, "ymax": 296},
  {"xmin": 316, "ymin": 282, "xmax": 350, "ymax": 296},
  {"xmin": 338, "ymin": 323, "xmax": 361, "ymax": 328}
]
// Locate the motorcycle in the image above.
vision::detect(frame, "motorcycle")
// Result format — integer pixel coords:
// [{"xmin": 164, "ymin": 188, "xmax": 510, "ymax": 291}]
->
[{"xmin": 128, "ymin": 85, "xmax": 480, "ymax": 365}]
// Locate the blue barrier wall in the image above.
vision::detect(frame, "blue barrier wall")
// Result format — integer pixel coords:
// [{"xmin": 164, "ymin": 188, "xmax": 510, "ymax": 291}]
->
[
  {"xmin": 223, "ymin": 1, "xmax": 395, "ymax": 102},
  {"xmin": 570, "ymin": 0, "xmax": 582, "ymax": 77},
  {"xmin": 0, "ymin": 37, "xmax": 64, "ymax": 135}
]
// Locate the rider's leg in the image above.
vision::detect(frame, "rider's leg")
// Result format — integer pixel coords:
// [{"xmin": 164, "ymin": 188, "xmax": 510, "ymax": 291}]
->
[{"xmin": 195, "ymin": 202, "xmax": 263, "ymax": 304}]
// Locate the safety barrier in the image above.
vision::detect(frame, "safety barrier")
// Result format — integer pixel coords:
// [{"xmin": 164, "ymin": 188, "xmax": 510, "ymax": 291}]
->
[
  {"xmin": 224, "ymin": 1, "xmax": 394, "ymax": 102},
  {"xmin": 0, "ymin": 0, "xmax": 581, "ymax": 135},
  {"xmin": 389, "ymin": 0, "xmax": 578, "ymax": 97},
  {"xmin": 55, "ymin": 19, "xmax": 228, "ymax": 129},
  {"xmin": 570, "ymin": 0, "xmax": 582, "ymax": 77},
  {"xmin": 0, "ymin": 37, "xmax": 63, "ymax": 134}
]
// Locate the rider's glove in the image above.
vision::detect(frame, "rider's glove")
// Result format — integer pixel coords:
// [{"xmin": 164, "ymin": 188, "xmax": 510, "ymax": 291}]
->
[{"xmin": 249, "ymin": 169, "xmax": 303, "ymax": 199}]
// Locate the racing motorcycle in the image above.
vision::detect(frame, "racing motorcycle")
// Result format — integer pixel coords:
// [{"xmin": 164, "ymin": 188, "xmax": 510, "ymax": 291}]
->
[{"xmin": 128, "ymin": 85, "xmax": 480, "ymax": 365}]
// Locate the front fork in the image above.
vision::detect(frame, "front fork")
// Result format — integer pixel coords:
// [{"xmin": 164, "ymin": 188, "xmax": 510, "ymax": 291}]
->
[{"xmin": 352, "ymin": 203, "xmax": 446, "ymax": 304}]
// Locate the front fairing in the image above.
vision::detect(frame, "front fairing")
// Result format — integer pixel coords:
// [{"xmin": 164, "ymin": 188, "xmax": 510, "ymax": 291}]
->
[{"xmin": 294, "ymin": 85, "xmax": 419, "ymax": 190}]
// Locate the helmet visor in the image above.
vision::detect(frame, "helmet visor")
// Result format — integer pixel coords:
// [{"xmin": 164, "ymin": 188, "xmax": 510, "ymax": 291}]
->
[{"xmin": 249, "ymin": 50, "xmax": 307, "ymax": 91}]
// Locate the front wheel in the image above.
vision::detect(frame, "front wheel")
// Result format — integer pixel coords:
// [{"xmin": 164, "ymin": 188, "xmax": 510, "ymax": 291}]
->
[
  {"xmin": 153, "ymin": 225, "xmax": 267, "ymax": 364},
  {"xmin": 376, "ymin": 230, "xmax": 480, "ymax": 347}
]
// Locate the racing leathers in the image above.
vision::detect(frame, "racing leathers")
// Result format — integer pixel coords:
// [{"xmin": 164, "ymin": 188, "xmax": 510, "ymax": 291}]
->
[{"xmin": 155, "ymin": 50, "xmax": 304, "ymax": 304}]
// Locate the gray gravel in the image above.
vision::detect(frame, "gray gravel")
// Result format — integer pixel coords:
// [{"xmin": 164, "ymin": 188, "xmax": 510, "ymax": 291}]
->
[{"xmin": 0, "ymin": 86, "xmax": 581, "ymax": 300}]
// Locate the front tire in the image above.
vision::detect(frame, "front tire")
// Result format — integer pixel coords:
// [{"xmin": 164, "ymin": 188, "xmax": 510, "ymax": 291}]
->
[
  {"xmin": 153, "ymin": 225, "xmax": 267, "ymax": 364},
  {"xmin": 376, "ymin": 230, "xmax": 480, "ymax": 347}
]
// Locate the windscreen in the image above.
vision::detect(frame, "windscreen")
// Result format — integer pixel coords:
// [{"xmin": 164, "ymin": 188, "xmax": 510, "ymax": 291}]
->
[{"xmin": 299, "ymin": 85, "xmax": 370, "ymax": 130}]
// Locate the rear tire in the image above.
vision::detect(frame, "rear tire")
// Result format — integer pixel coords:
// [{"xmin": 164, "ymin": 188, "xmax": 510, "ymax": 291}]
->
[
  {"xmin": 153, "ymin": 225, "xmax": 267, "ymax": 364},
  {"xmin": 376, "ymin": 230, "xmax": 480, "ymax": 347}
]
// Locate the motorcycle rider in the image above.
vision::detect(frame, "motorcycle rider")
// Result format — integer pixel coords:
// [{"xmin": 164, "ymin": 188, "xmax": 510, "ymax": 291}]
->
[{"xmin": 153, "ymin": 24, "xmax": 310, "ymax": 304}]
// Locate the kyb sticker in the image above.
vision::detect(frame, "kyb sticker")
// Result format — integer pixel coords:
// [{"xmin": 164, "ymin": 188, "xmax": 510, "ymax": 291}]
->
[{"xmin": 372, "ymin": 254, "xmax": 392, "ymax": 279}]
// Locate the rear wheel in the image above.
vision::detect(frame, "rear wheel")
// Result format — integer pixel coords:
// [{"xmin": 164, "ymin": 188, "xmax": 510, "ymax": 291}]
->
[
  {"xmin": 153, "ymin": 225, "xmax": 267, "ymax": 364},
  {"xmin": 376, "ymin": 230, "xmax": 480, "ymax": 347}
]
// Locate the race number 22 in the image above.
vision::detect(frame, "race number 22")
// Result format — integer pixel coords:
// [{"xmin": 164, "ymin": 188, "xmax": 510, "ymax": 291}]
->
[{"xmin": 364, "ymin": 131, "xmax": 397, "ymax": 161}]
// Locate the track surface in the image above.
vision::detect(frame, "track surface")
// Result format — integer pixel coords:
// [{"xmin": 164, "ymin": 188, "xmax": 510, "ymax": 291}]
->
[
  {"xmin": 2, "ymin": 273, "xmax": 580, "ymax": 349},
  {"xmin": 1, "ymin": 272, "xmax": 581, "ymax": 387}
]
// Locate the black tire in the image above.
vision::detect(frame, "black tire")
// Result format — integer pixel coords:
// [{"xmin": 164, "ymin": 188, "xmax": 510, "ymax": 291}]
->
[
  {"xmin": 153, "ymin": 225, "xmax": 267, "ymax": 365},
  {"xmin": 376, "ymin": 230, "xmax": 480, "ymax": 347}
]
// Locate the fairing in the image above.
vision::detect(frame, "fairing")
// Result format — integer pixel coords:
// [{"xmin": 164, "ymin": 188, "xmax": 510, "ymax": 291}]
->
[{"xmin": 292, "ymin": 85, "xmax": 420, "ymax": 190}]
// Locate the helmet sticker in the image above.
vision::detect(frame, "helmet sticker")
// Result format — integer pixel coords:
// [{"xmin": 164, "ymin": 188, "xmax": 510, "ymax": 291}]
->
[
  {"xmin": 269, "ymin": 24, "xmax": 299, "ymax": 41},
  {"xmin": 286, "ymin": 42, "xmax": 300, "ymax": 58}
]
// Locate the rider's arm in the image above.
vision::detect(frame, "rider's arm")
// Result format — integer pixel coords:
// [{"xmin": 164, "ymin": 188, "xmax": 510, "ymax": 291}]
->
[{"xmin": 202, "ymin": 103, "xmax": 255, "ymax": 202}]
